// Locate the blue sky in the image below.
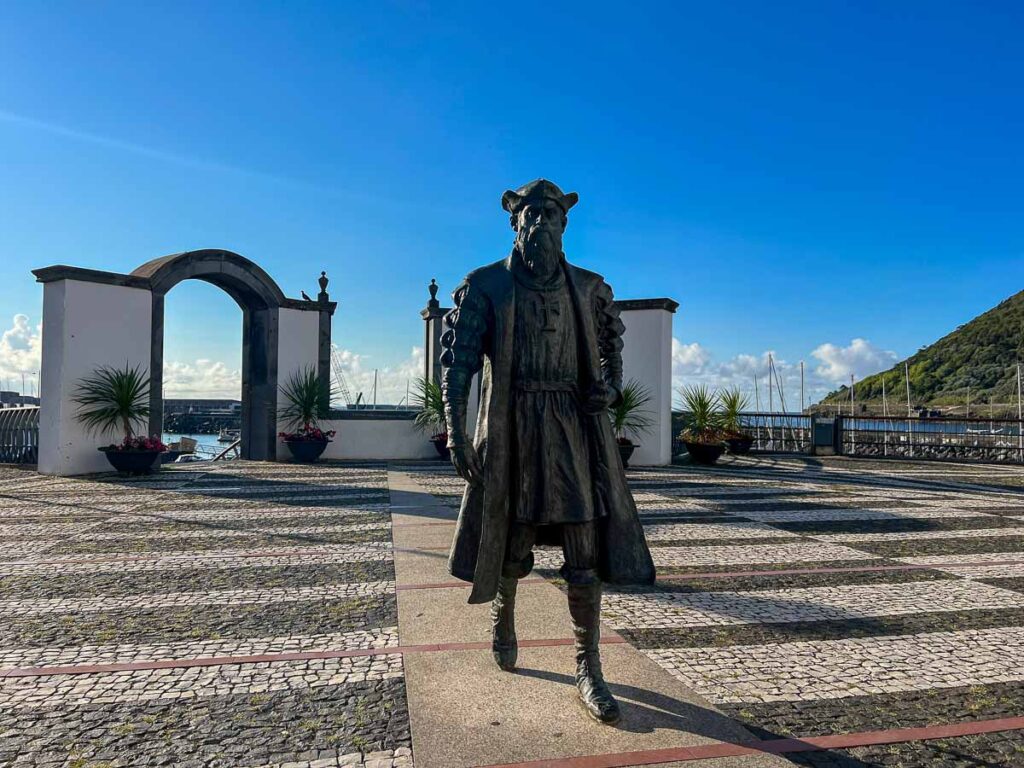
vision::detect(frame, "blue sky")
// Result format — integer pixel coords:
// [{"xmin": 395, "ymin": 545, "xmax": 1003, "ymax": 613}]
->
[{"xmin": 1, "ymin": 1, "xmax": 1022, "ymax": 402}]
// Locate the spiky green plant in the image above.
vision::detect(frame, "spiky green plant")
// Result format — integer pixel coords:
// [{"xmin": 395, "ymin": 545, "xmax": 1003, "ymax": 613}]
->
[
  {"xmin": 73, "ymin": 363, "xmax": 151, "ymax": 442},
  {"xmin": 678, "ymin": 384, "xmax": 724, "ymax": 444},
  {"xmin": 412, "ymin": 376, "xmax": 446, "ymax": 437},
  {"xmin": 719, "ymin": 387, "xmax": 751, "ymax": 437},
  {"xmin": 608, "ymin": 378, "xmax": 654, "ymax": 443},
  {"xmin": 278, "ymin": 366, "xmax": 334, "ymax": 432}
]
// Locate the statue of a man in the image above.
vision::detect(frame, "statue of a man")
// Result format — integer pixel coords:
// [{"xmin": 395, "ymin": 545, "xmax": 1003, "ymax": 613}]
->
[{"xmin": 441, "ymin": 179, "xmax": 655, "ymax": 724}]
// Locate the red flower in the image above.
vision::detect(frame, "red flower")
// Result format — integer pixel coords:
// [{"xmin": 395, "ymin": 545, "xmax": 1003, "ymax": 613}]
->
[
  {"xmin": 280, "ymin": 424, "xmax": 335, "ymax": 442},
  {"xmin": 109, "ymin": 435, "xmax": 168, "ymax": 452}
]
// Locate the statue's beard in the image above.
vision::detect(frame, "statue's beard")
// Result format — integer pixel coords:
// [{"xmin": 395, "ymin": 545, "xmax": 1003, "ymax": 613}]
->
[{"xmin": 516, "ymin": 226, "xmax": 562, "ymax": 279}]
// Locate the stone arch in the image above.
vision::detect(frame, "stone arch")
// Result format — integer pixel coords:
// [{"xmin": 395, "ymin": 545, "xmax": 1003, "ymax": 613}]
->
[
  {"xmin": 34, "ymin": 250, "xmax": 334, "ymax": 473},
  {"xmin": 132, "ymin": 250, "xmax": 287, "ymax": 460}
]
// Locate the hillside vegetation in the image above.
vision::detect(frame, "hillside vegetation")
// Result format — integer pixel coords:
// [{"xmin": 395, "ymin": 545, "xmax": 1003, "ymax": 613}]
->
[{"xmin": 819, "ymin": 289, "xmax": 1024, "ymax": 411}]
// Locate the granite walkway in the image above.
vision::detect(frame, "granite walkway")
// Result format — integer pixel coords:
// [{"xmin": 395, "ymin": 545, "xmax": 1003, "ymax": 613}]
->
[{"xmin": 388, "ymin": 469, "xmax": 789, "ymax": 768}]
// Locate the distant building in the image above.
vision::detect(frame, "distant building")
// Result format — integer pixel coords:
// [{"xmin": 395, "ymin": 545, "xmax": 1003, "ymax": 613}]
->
[
  {"xmin": 0, "ymin": 391, "xmax": 40, "ymax": 408},
  {"xmin": 164, "ymin": 398, "xmax": 241, "ymax": 415}
]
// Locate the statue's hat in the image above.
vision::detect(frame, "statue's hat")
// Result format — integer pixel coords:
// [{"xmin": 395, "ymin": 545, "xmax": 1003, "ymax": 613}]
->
[{"xmin": 501, "ymin": 179, "xmax": 579, "ymax": 214}]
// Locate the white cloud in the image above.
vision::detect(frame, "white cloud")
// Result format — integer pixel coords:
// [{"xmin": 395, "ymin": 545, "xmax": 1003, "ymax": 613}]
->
[
  {"xmin": 670, "ymin": 337, "xmax": 894, "ymax": 409},
  {"xmin": 163, "ymin": 344, "xmax": 428, "ymax": 404},
  {"xmin": 811, "ymin": 338, "xmax": 897, "ymax": 384},
  {"xmin": 330, "ymin": 345, "xmax": 424, "ymax": 406},
  {"xmin": 163, "ymin": 359, "xmax": 241, "ymax": 399},
  {"xmin": 671, "ymin": 339, "xmax": 711, "ymax": 375},
  {"xmin": 0, "ymin": 314, "xmax": 42, "ymax": 393}
]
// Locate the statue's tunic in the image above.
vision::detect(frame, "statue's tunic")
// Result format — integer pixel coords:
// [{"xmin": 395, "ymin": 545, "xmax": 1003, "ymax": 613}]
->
[
  {"xmin": 441, "ymin": 256, "xmax": 656, "ymax": 603},
  {"xmin": 511, "ymin": 267, "xmax": 597, "ymax": 524}
]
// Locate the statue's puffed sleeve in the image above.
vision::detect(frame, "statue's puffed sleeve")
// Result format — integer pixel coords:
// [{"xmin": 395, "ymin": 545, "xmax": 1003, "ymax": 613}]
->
[
  {"xmin": 440, "ymin": 278, "xmax": 487, "ymax": 448},
  {"xmin": 596, "ymin": 280, "xmax": 625, "ymax": 404}
]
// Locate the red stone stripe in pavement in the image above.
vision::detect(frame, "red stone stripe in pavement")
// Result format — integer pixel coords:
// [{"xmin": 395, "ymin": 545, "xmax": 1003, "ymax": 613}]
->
[
  {"xmin": 3, "ymin": 547, "xmax": 393, "ymax": 566},
  {"xmin": 472, "ymin": 716, "xmax": 1024, "ymax": 767},
  {"xmin": 0, "ymin": 637, "xmax": 628, "ymax": 678},
  {"xmin": 389, "ymin": 559, "xmax": 1024, "ymax": 591},
  {"xmin": 396, "ymin": 577, "xmax": 547, "ymax": 591},
  {"xmin": 10, "ymin": 554, "xmax": 1018, "ymax": 580},
  {"xmin": 655, "ymin": 562, "xmax": 995, "ymax": 580}
]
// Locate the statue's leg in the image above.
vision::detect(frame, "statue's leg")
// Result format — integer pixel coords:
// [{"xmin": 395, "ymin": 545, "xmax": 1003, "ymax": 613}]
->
[
  {"xmin": 561, "ymin": 522, "xmax": 620, "ymax": 724},
  {"xmin": 493, "ymin": 522, "xmax": 535, "ymax": 671}
]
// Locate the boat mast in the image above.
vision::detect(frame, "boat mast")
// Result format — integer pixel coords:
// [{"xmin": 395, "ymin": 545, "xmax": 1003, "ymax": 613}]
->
[
  {"xmin": 1017, "ymin": 361, "xmax": 1023, "ymax": 460},
  {"xmin": 800, "ymin": 361, "xmax": 805, "ymax": 414}
]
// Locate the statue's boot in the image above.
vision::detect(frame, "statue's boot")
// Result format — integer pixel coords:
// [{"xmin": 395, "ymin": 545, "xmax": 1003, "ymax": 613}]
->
[
  {"xmin": 491, "ymin": 575, "xmax": 518, "ymax": 671},
  {"xmin": 567, "ymin": 579, "xmax": 621, "ymax": 724}
]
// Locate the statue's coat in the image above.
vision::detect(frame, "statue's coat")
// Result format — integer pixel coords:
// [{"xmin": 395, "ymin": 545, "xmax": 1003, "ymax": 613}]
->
[{"xmin": 442, "ymin": 255, "xmax": 656, "ymax": 604}]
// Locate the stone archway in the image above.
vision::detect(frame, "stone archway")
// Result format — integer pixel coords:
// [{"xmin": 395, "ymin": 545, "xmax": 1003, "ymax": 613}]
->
[
  {"xmin": 33, "ymin": 250, "xmax": 334, "ymax": 475},
  {"xmin": 132, "ymin": 250, "xmax": 288, "ymax": 461}
]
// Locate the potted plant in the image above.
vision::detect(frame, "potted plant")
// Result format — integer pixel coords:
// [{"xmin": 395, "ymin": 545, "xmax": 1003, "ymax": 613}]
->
[
  {"xmin": 73, "ymin": 363, "xmax": 166, "ymax": 474},
  {"xmin": 678, "ymin": 384, "xmax": 725, "ymax": 465},
  {"xmin": 607, "ymin": 378, "xmax": 654, "ymax": 468},
  {"xmin": 720, "ymin": 387, "xmax": 754, "ymax": 455},
  {"xmin": 278, "ymin": 366, "xmax": 336, "ymax": 463},
  {"xmin": 412, "ymin": 376, "xmax": 449, "ymax": 459}
]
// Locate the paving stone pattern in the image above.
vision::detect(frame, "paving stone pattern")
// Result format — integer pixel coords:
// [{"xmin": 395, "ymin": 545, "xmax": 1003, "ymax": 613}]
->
[
  {"xmin": 8, "ymin": 456, "xmax": 1024, "ymax": 766},
  {"xmin": 0, "ymin": 461, "xmax": 412, "ymax": 767}
]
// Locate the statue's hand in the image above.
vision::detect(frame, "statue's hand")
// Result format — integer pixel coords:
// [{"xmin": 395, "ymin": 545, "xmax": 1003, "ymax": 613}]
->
[
  {"xmin": 582, "ymin": 382, "xmax": 617, "ymax": 415},
  {"xmin": 450, "ymin": 442, "xmax": 485, "ymax": 486}
]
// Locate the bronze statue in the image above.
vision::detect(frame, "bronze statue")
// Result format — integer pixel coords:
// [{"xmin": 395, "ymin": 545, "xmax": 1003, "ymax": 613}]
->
[{"xmin": 441, "ymin": 179, "xmax": 655, "ymax": 724}]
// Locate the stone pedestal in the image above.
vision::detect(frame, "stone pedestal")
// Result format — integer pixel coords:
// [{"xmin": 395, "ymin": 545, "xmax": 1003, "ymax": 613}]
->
[{"xmin": 421, "ymin": 306, "xmax": 447, "ymax": 386}]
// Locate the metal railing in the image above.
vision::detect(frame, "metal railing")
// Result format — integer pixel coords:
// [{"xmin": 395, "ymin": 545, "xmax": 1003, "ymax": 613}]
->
[
  {"xmin": 212, "ymin": 439, "xmax": 241, "ymax": 461},
  {"xmin": 672, "ymin": 412, "xmax": 814, "ymax": 456},
  {"xmin": 839, "ymin": 415, "xmax": 1024, "ymax": 464},
  {"xmin": 738, "ymin": 412, "xmax": 814, "ymax": 453},
  {"xmin": 0, "ymin": 406, "xmax": 39, "ymax": 464}
]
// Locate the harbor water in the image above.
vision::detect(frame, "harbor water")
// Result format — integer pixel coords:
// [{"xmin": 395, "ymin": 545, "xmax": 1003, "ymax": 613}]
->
[{"xmin": 161, "ymin": 432, "xmax": 226, "ymax": 458}]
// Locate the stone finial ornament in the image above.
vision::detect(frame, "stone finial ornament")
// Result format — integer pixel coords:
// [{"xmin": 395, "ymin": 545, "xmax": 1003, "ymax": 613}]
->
[{"xmin": 317, "ymin": 271, "xmax": 330, "ymax": 302}]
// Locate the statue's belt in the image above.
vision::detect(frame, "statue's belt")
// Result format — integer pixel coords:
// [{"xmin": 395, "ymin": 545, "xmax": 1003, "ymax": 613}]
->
[{"xmin": 513, "ymin": 380, "xmax": 578, "ymax": 393}]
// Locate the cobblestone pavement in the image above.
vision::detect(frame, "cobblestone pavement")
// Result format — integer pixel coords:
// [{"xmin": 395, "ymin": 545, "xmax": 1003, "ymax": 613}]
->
[
  {"xmin": 405, "ymin": 454, "xmax": 1024, "ymax": 767},
  {"xmin": 0, "ymin": 461, "xmax": 411, "ymax": 768},
  {"xmin": 8, "ymin": 455, "xmax": 1024, "ymax": 767}
]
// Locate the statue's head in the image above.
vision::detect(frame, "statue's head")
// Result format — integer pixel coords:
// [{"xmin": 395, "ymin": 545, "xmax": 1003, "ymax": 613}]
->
[{"xmin": 502, "ymin": 179, "xmax": 578, "ymax": 279}]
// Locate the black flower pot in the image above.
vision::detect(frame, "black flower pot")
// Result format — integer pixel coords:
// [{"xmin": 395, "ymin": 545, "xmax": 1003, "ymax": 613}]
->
[
  {"xmin": 431, "ymin": 438, "xmax": 451, "ymax": 461},
  {"xmin": 100, "ymin": 449, "xmax": 161, "ymax": 475},
  {"xmin": 284, "ymin": 438, "xmax": 329, "ymax": 463},
  {"xmin": 725, "ymin": 435, "xmax": 754, "ymax": 455},
  {"xmin": 684, "ymin": 441, "xmax": 724, "ymax": 466},
  {"xmin": 618, "ymin": 442, "xmax": 636, "ymax": 468}
]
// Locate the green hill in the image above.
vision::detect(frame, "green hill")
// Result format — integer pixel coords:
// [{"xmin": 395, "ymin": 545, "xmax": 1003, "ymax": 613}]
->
[{"xmin": 819, "ymin": 289, "xmax": 1024, "ymax": 412}]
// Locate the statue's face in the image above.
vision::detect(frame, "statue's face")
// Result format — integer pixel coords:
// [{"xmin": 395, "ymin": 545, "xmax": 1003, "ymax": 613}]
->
[{"xmin": 513, "ymin": 200, "xmax": 565, "ymax": 279}]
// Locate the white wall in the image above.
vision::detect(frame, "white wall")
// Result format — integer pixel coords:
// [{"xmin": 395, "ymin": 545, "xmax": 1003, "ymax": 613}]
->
[
  {"xmin": 319, "ymin": 417, "xmax": 437, "ymax": 460},
  {"xmin": 619, "ymin": 307, "xmax": 674, "ymax": 465},
  {"xmin": 277, "ymin": 307, "xmax": 321, "ymax": 393},
  {"xmin": 38, "ymin": 280, "xmax": 154, "ymax": 475},
  {"xmin": 275, "ymin": 307, "xmax": 322, "ymax": 450}
]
